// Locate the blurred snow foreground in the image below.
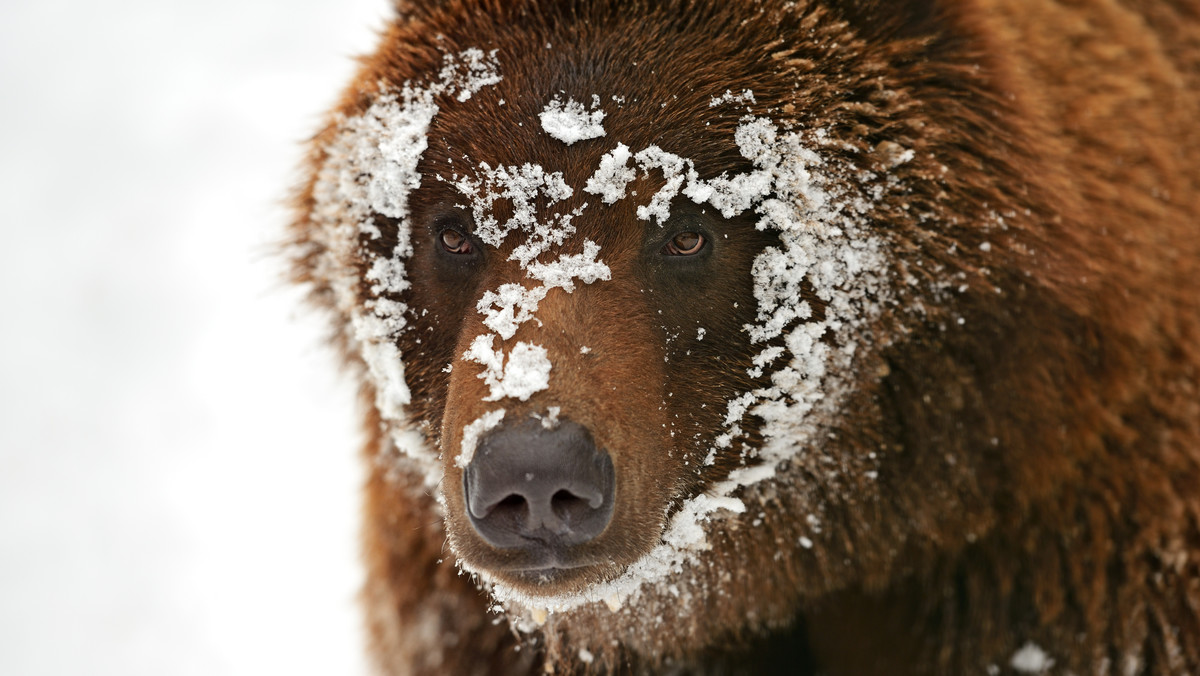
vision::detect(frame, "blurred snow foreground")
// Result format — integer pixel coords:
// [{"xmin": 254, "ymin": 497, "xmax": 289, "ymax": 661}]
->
[{"xmin": 0, "ymin": 1, "xmax": 385, "ymax": 674}]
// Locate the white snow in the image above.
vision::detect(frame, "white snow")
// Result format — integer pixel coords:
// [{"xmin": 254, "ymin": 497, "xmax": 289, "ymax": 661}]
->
[
  {"xmin": 1010, "ymin": 642, "xmax": 1055, "ymax": 673},
  {"xmin": 457, "ymin": 409, "xmax": 506, "ymax": 468},
  {"xmin": 451, "ymin": 151, "xmax": 611, "ymax": 415},
  {"xmin": 477, "ymin": 283, "xmax": 549, "ymax": 340},
  {"xmin": 583, "ymin": 143, "xmax": 636, "ymax": 204},
  {"xmin": 538, "ymin": 406, "xmax": 561, "ymax": 429},
  {"xmin": 448, "ymin": 158, "xmax": 606, "ymax": 425},
  {"xmin": 441, "ymin": 48, "xmax": 504, "ymax": 102},
  {"xmin": 539, "ymin": 96, "xmax": 606, "ymax": 145},
  {"xmin": 472, "ymin": 240, "xmax": 612, "ymax": 342},
  {"xmin": 464, "ymin": 336, "xmax": 553, "ymax": 402},
  {"xmin": 708, "ymin": 89, "xmax": 757, "ymax": 107},
  {"xmin": 633, "ymin": 145, "xmax": 696, "ymax": 223},
  {"xmin": 453, "ymin": 162, "xmax": 574, "ymax": 257},
  {"xmin": 525, "ymin": 239, "xmax": 612, "ymax": 291}
]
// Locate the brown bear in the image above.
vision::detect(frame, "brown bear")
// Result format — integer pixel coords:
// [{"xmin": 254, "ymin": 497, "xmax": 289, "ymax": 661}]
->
[{"xmin": 288, "ymin": 0, "xmax": 1200, "ymax": 673}]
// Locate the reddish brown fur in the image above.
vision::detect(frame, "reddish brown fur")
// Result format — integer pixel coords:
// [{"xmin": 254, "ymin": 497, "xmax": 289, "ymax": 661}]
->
[{"xmin": 290, "ymin": 0, "xmax": 1200, "ymax": 673}]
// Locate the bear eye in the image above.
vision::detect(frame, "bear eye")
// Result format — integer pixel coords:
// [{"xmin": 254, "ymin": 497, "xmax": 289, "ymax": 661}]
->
[
  {"xmin": 663, "ymin": 231, "xmax": 706, "ymax": 256},
  {"xmin": 440, "ymin": 228, "xmax": 473, "ymax": 255}
]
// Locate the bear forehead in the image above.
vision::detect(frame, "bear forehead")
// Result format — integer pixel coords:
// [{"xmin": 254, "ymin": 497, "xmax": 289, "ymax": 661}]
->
[
  {"xmin": 350, "ymin": 2, "xmax": 859, "ymax": 165},
  {"xmin": 415, "ymin": 78, "xmax": 758, "ymax": 206}
]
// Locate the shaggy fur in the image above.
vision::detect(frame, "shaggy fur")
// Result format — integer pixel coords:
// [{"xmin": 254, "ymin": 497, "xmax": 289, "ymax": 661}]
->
[{"xmin": 290, "ymin": 0, "xmax": 1200, "ymax": 673}]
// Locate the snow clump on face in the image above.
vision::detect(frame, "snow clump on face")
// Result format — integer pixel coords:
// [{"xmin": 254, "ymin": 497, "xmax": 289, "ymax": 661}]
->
[
  {"xmin": 583, "ymin": 143, "xmax": 636, "ymax": 204},
  {"xmin": 709, "ymin": 89, "xmax": 757, "ymax": 108},
  {"xmin": 540, "ymin": 95, "xmax": 607, "ymax": 145},
  {"xmin": 711, "ymin": 119, "xmax": 892, "ymax": 478},
  {"xmin": 476, "ymin": 284, "xmax": 549, "ymax": 341},
  {"xmin": 453, "ymin": 162, "xmax": 576, "ymax": 262},
  {"xmin": 472, "ymin": 240, "xmax": 612, "ymax": 341},
  {"xmin": 525, "ymin": 240, "xmax": 611, "ymax": 291},
  {"xmin": 583, "ymin": 143, "xmax": 703, "ymax": 224},
  {"xmin": 1009, "ymin": 642, "xmax": 1055, "ymax": 674},
  {"xmin": 456, "ymin": 409, "xmax": 507, "ymax": 468},
  {"xmin": 306, "ymin": 48, "xmax": 502, "ymax": 480},
  {"xmin": 632, "ymin": 146, "xmax": 696, "ymax": 223},
  {"xmin": 464, "ymin": 336, "xmax": 553, "ymax": 403}
]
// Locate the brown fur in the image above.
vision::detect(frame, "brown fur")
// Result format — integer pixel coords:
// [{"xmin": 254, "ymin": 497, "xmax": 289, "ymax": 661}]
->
[{"xmin": 290, "ymin": 0, "xmax": 1200, "ymax": 673}]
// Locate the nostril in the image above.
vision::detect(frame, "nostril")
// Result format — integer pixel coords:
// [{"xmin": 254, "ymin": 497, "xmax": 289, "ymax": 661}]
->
[
  {"xmin": 552, "ymin": 489, "xmax": 579, "ymax": 506},
  {"xmin": 550, "ymin": 489, "xmax": 604, "ymax": 530},
  {"xmin": 474, "ymin": 493, "xmax": 528, "ymax": 534},
  {"xmin": 491, "ymin": 494, "xmax": 527, "ymax": 521},
  {"xmin": 497, "ymin": 494, "xmax": 525, "ymax": 510}
]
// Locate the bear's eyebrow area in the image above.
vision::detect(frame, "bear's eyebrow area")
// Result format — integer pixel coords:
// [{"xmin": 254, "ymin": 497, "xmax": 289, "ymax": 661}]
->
[
  {"xmin": 429, "ymin": 205, "xmax": 474, "ymax": 233},
  {"xmin": 646, "ymin": 203, "xmax": 720, "ymax": 244}
]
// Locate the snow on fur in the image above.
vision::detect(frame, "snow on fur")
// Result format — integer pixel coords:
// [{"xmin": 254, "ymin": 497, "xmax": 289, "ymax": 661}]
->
[
  {"xmin": 308, "ymin": 48, "xmax": 502, "ymax": 479},
  {"xmin": 464, "ymin": 336, "xmax": 553, "ymax": 402},
  {"xmin": 457, "ymin": 409, "xmax": 506, "ymax": 468},
  {"xmin": 540, "ymin": 95, "xmax": 607, "ymax": 145},
  {"xmin": 583, "ymin": 143, "xmax": 636, "ymax": 204},
  {"xmin": 1010, "ymin": 642, "xmax": 1055, "ymax": 674}
]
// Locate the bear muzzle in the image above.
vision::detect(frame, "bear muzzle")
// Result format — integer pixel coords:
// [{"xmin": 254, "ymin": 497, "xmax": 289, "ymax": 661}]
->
[{"xmin": 462, "ymin": 417, "xmax": 616, "ymax": 568}]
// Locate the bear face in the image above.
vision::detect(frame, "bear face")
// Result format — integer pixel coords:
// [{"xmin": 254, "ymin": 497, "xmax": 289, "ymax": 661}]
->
[
  {"xmin": 292, "ymin": 0, "xmax": 1200, "ymax": 673},
  {"xmin": 308, "ymin": 4, "xmax": 914, "ymax": 605}
]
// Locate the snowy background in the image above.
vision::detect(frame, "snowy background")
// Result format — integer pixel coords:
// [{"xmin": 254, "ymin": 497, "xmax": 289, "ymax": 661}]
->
[{"xmin": 0, "ymin": 1, "xmax": 389, "ymax": 673}]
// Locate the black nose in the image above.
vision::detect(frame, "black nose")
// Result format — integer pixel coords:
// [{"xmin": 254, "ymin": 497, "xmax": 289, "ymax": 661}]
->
[{"xmin": 463, "ymin": 417, "xmax": 614, "ymax": 549}]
